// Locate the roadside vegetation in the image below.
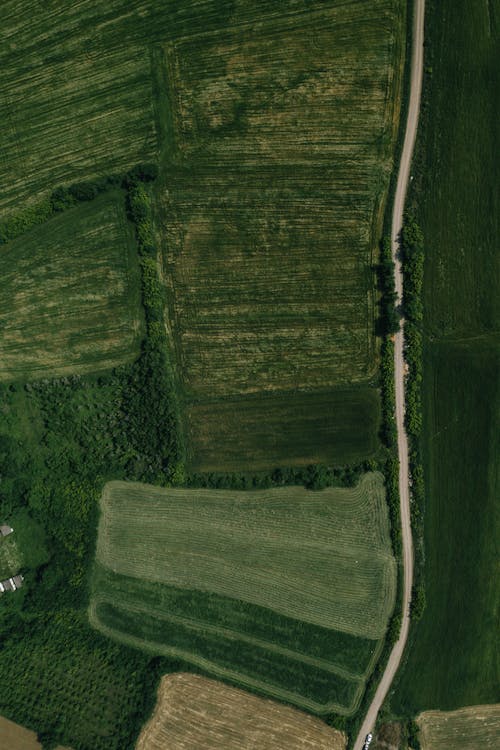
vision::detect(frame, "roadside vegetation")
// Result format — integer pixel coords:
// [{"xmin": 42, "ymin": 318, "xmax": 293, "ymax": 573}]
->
[{"xmin": 392, "ymin": 0, "xmax": 499, "ymax": 713}]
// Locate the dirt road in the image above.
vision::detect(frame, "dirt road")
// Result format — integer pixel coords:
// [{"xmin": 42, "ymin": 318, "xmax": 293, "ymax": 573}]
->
[{"xmin": 354, "ymin": 1, "xmax": 425, "ymax": 747}]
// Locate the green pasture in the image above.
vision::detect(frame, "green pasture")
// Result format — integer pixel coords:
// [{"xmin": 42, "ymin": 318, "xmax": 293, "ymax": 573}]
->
[
  {"xmin": 0, "ymin": 191, "xmax": 143, "ymax": 381},
  {"xmin": 393, "ymin": 0, "xmax": 500, "ymax": 713},
  {"xmin": 90, "ymin": 473, "xmax": 396, "ymax": 713}
]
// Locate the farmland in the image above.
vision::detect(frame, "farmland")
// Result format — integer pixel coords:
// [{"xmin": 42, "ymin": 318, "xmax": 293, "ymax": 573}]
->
[
  {"xmin": 155, "ymin": 0, "xmax": 405, "ymax": 469},
  {"xmin": 417, "ymin": 704, "xmax": 500, "ymax": 750},
  {"xmin": 136, "ymin": 673, "xmax": 347, "ymax": 750},
  {"xmin": 90, "ymin": 473, "xmax": 396, "ymax": 713},
  {"xmin": 185, "ymin": 388, "xmax": 381, "ymax": 472},
  {"xmin": 392, "ymin": 0, "xmax": 500, "ymax": 713},
  {"xmin": 0, "ymin": 191, "xmax": 143, "ymax": 381}
]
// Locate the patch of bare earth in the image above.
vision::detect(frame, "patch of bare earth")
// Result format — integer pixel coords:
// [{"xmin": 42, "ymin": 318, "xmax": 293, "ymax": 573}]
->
[
  {"xmin": 0, "ymin": 716, "xmax": 70, "ymax": 750},
  {"xmin": 136, "ymin": 673, "xmax": 346, "ymax": 750}
]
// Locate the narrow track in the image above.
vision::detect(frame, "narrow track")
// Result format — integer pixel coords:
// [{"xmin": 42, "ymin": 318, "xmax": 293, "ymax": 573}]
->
[{"xmin": 354, "ymin": 1, "xmax": 425, "ymax": 747}]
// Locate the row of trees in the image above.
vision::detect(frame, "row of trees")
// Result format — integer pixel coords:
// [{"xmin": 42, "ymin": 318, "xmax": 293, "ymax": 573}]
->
[{"xmin": 401, "ymin": 215, "xmax": 426, "ymax": 621}]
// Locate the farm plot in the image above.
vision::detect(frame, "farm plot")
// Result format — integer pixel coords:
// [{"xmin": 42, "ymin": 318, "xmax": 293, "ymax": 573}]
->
[
  {"xmin": 160, "ymin": 2, "xmax": 402, "ymax": 167},
  {"xmin": 155, "ymin": 0, "xmax": 405, "ymax": 469},
  {"xmin": 0, "ymin": 191, "xmax": 143, "ymax": 381},
  {"xmin": 417, "ymin": 704, "xmax": 500, "ymax": 750},
  {"xmin": 90, "ymin": 473, "xmax": 396, "ymax": 713},
  {"xmin": 0, "ymin": 2, "xmax": 157, "ymax": 217},
  {"xmin": 136, "ymin": 673, "xmax": 347, "ymax": 750}
]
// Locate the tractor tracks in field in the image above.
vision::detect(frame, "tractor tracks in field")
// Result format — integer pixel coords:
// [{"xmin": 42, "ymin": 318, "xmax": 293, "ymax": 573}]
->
[{"xmin": 354, "ymin": 0, "xmax": 425, "ymax": 747}]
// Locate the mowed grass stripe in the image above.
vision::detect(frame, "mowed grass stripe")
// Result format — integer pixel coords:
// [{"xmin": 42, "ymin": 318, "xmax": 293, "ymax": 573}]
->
[
  {"xmin": 0, "ymin": 191, "xmax": 143, "ymax": 381},
  {"xmin": 90, "ymin": 600, "xmax": 363, "ymax": 715},
  {"xmin": 96, "ymin": 474, "xmax": 396, "ymax": 638},
  {"xmin": 92, "ymin": 567, "xmax": 378, "ymax": 679}
]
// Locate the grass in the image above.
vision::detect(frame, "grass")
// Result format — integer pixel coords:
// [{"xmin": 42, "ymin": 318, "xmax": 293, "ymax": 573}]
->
[
  {"xmin": 137, "ymin": 673, "xmax": 347, "ymax": 750},
  {"xmin": 90, "ymin": 473, "xmax": 396, "ymax": 714},
  {"xmin": 392, "ymin": 0, "xmax": 500, "ymax": 713},
  {"xmin": 154, "ymin": 0, "xmax": 405, "ymax": 470},
  {"xmin": 417, "ymin": 704, "xmax": 500, "ymax": 750},
  {"xmin": 0, "ymin": 191, "xmax": 143, "ymax": 381},
  {"xmin": 0, "ymin": 535, "xmax": 21, "ymax": 580}
]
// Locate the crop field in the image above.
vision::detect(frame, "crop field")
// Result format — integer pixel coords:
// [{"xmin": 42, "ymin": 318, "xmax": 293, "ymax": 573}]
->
[
  {"xmin": 185, "ymin": 387, "xmax": 381, "ymax": 471},
  {"xmin": 90, "ymin": 473, "xmax": 396, "ymax": 713},
  {"xmin": 0, "ymin": 191, "xmax": 143, "ymax": 381},
  {"xmin": 136, "ymin": 673, "xmax": 347, "ymax": 750},
  {"xmin": 0, "ymin": 535, "xmax": 21, "ymax": 580},
  {"xmin": 417, "ymin": 704, "xmax": 500, "ymax": 750},
  {"xmin": 155, "ymin": 0, "xmax": 405, "ymax": 469},
  {"xmin": 393, "ymin": 0, "xmax": 499, "ymax": 714},
  {"xmin": 0, "ymin": 2, "xmax": 157, "ymax": 216}
]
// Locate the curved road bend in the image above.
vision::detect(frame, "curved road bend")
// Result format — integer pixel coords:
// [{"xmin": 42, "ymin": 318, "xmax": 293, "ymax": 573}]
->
[{"xmin": 354, "ymin": 1, "xmax": 425, "ymax": 747}]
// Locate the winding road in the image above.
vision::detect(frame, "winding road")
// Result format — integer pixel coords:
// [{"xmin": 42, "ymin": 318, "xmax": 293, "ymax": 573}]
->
[{"xmin": 354, "ymin": 1, "xmax": 425, "ymax": 747}]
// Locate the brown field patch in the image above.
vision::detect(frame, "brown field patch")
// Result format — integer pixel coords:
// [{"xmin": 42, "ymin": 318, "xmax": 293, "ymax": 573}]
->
[
  {"xmin": 136, "ymin": 673, "xmax": 346, "ymax": 750},
  {"xmin": 0, "ymin": 716, "xmax": 70, "ymax": 750}
]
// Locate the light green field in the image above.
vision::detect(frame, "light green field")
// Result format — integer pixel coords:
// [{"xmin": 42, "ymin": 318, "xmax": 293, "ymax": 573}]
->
[
  {"xmin": 90, "ymin": 473, "xmax": 396, "ymax": 713},
  {"xmin": 155, "ymin": 0, "xmax": 405, "ymax": 469},
  {"xmin": 0, "ymin": 535, "xmax": 21, "ymax": 580},
  {"xmin": 418, "ymin": 704, "xmax": 500, "ymax": 750},
  {"xmin": 94, "ymin": 473, "xmax": 395, "ymax": 638},
  {"xmin": 0, "ymin": 191, "xmax": 143, "ymax": 381}
]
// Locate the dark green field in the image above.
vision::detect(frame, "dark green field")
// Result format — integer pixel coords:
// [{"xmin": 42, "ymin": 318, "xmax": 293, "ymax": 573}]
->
[
  {"xmin": 0, "ymin": 191, "xmax": 143, "ymax": 381},
  {"xmin": 154, "ymin": 0, "xmax": 405, "ymax": 470},
  {"xmin": 186, "ymin": 387, "xmax": 381, "ymax": 472},
  {"xmin": 393, "ymin": 0, "xmax": 499, "ymax": 713}
]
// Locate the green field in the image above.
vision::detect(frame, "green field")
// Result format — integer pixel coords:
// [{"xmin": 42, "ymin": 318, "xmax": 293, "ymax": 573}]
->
[
  {"xmin": 393, "ymin": 0, "xmax": 500, "ymax": 713},
  {"xmin": 90, "ymin": 473, "xmax": 396, "ymax": 714},
  {"xmin": 0, "ymin": 191, "xmax": 143, "ymax": 381},
  {"xmin": 0, "ymin": 535, "xmax": 21, "ymax": 581},
  {"xmin": 0, "ymin": 2, "xmax": 157, "ymax": 217},
  {"xmin": 185, "ymin": 388, "xmax": 381, "ymax": 472},
  {"xmin": 418, "ymin": 704, "xmax": 500, "ymax": 750},
  {"xmin": 155, "ymin": 0, "xmax": 405, "ymax": 470}
]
